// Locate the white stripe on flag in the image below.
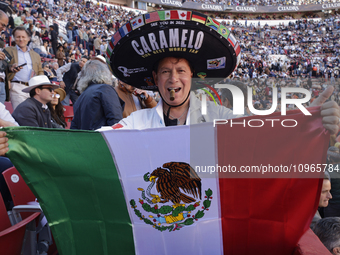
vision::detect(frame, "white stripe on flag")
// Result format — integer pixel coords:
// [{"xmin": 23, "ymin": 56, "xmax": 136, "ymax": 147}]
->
[{"xmin": 101, "ymin": 125, "xmax": 224, "ymax": 255}]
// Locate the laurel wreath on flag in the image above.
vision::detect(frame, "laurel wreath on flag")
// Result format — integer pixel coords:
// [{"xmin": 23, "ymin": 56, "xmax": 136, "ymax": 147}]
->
[{"xmin": 129, "ymin": 189, "xmax": 213, "ymax": 232}]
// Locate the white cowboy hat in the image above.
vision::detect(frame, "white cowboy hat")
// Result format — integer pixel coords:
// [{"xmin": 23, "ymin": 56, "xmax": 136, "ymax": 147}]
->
[{"xmin": 22, "ymin": 75, "xmax": 59, "ymax": 93}]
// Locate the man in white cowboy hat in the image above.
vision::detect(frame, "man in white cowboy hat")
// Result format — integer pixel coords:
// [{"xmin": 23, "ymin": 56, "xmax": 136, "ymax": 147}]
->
[{"xmin": 12, "ymin": 75, "xmax": 59, "ymax": 127}]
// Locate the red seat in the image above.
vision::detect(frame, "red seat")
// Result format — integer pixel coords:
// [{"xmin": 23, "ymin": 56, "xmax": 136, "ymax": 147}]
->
[
  {"xmin": 2, "ymin": 167, "xmax": 58, "ymax": 255},
  {"xmin": 0, "ymin": 194, "xmax": 40, "ymax": 255},
  {"xmin": 4, "ymin": 101, "xmax": 13, "ymax": 114},
  {"xmin": 63, "ymin": 105, "xmax": 74, "ymax": 129},
  {"xmin": 2, "ymin": 167, "xmax": 36, "ymax": 208}
]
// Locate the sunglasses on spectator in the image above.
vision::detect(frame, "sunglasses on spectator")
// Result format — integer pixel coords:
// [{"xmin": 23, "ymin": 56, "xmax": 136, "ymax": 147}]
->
[
  {"xmin": 39, "ymin": 86, "xmax": 54, "ymax": 92},
  {"xmin": 52, "ymin": 93, "xmax": 60, "ymax": 98}
]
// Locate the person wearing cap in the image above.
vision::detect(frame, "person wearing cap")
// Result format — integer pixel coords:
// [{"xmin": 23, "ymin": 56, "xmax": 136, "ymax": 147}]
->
[
  {"xmin": 12, "ymin": 75, "xmax": 59, "ymax": 128},
  {"xmin": 4, "ymin": 26, "xmax": 44, "ymax": 110}
]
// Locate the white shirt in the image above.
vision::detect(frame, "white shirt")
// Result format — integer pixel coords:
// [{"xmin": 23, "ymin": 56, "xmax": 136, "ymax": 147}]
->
[{"xmin": 0, "ymin": 103, "xmax": 19, "ymax": 126}]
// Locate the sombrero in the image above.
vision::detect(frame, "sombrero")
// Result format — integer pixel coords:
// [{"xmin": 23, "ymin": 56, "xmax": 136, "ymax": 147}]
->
[{"xmin": 107, "ymin": 10, "xmax": 241, "ymax": 91}]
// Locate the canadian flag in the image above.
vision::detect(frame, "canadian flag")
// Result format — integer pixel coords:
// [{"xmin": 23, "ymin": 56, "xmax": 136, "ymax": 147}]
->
[{"xmin": 178, "ymin": 11, "xmax": 190, "ymax": 20}]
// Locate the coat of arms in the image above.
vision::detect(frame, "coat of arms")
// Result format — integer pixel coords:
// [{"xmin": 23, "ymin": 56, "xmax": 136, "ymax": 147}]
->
[{"xmin": 130, "ymin": 162, "xmax": 213, "ymax": 232}]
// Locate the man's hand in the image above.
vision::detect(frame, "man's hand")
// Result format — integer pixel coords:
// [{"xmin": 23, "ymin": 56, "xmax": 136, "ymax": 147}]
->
[
  {"xmin": 134, "ymin": 88, "xmax": 149, "ymax": 100},
  {"xmin": 9, "ymin": 63, "xmax": 23, "ymax": 73},
  {"xmin": 59, "ymin": 81, "xmax": 66, "ymax": 89},
  {"xmin": 0, "ymin": 131, "xmax": 8, "ymax": 156},
  {"xmin": 0, "ymin": 51, "xmax": 6, "ymax": 60},
  {"xmin": 311, "ymin": 86, "xmax": 340, "ymax": 135}
]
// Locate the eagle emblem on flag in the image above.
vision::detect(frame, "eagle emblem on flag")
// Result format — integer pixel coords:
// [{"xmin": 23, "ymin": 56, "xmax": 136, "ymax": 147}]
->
[{"xmin": 130, "ymin": 162, "xmax": 213, "ymax": 232}]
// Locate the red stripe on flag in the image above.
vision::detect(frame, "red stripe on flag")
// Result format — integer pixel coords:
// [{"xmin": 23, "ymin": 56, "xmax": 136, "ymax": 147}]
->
[
  {"xmin": 170, "ymin": 10, "xmax": 179, "ymax": 19},
  {"xmin": 235, "ymin": 43, "xmax": 241, "ymax": 56},
  {"xmin": 113, "ymin": 32, "xmax": 121, "ymax": 46},
  {"xmin": 112, "ymin": 123, "xmax": 123, "ymax": 129},
  {"xmin": 212, "ymin": 18, "xmax": 219, "ymax": 26},
  {"xmin": 217, "ymin": 107, "xmax": 328, "ymax": 254}
]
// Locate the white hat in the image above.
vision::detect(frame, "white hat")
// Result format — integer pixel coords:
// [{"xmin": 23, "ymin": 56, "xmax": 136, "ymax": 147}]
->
[
  {"xmin": 22, "ymin": 75, "xmax": 59, "ymax": 93},
  {"xmin": 94, "ymin": 55, "xmax": 106, "ymax": 64}
]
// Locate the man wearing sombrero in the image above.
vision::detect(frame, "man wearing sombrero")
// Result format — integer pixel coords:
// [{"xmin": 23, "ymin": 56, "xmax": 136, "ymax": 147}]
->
[{"xmin": 105, "ymin": 11, "xmax": 340, "ymax": 133}]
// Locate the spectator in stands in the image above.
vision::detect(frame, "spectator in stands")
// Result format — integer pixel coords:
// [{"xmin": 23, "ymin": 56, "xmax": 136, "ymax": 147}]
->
[
  {"xmin": 71, "ymin": 60, "xmax": 123, "ymax": 130},
  {"xmin": 325, "ymin": 147, "xmax": 340, "ymax": 217},
  {"xmin": 115, "ymin": 80, "xmax": 157, "ymax": 118},
  {"xmin": 56, "ymin": 44, "xmax": 65, "ymax": 67},
  {"xmin": 49, "ymin": 25, "xmax": 58, "ymax": 56},
  {"xmin": 313, "ymin": 217, "xmax": 340, "ymax": 255},
  {"xmin": 93, "ymin": 35, "xmax": 101, "ymax": 55},
  {"xmin": 56, "ymin": 56, "xmax": 89, "ymax": 105},
  {"xmin": 48, "ymin": 88, "xmax": 66, "ymax": 128},
  {"xmin": 310, "ymin": 172, "xmax": 332, "ymax": 228},
  {"xmin": 5, "ymin": 26, "xmax": 44, "ymax": 110},
  {"xmin": 43, "ymin": 62, "xmax": 56, "ymax": 81},
  {"xmin": 50, "ymin": 62, "xmax": 58, "ymax": 77},
  {"xmin": 0, "ymin": 10, "xmax": 9, "ymax": 104},
  {"xmin": 40, "ymin": 40, "xmax": 52, "ymax": 59},
  {"xmin": 12, "ymin": 75, "xmax": 58, "ymax": 127}
]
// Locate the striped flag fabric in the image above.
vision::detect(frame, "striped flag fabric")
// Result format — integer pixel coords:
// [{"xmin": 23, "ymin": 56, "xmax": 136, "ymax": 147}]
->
[
  {"xmin": 235, "ymin": 42, "xmax": 241, "ymax": 56},
  {"xmin": 158, "ymin": 10, "xmax": 171, "ymax": 20},
  {"xmin": 228, "ymin": 33, "xmax": 237, "ymax": 47},
  {"xmin": 119, "ymin": 23, "xmax": 132, "ymax": 37},
  {"xmin": 4, "ymin": 107, "xmax": 328, "ymax": 255},
  {"xmin": 105, "ymin": 50, "xmax": 111, "ymax": 62},
  {"xmin": 169, "ymin": 10, "xmax": 179, "ymax": 19},
  {"xmin": 107, "ymin": 40, "xmax": 114, "ymax": 54},
  {"xmin": 145, "ymin": 12, "xmax": 160, "ymax": 24},
  {"xmin": 206, "ymin": 17, "xmax": 219, "ymax": 31},
  {"xmin": 112, "ymin": 32, "xmax": 121, "ymax": 46},
  {"xmin": 131, "ymin": 15, "xmax": 145, "ymax": 30},
  {"xmin": 191, "ymin": 11, "xmax": 206, "ymax": 24}
]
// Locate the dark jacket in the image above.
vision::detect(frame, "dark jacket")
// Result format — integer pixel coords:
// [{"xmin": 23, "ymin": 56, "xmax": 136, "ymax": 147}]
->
[
  {"xmin": 71, "ymin": 83, "xmax": 124, "ymax": 130},
  {"xmin": 63, "ymin": 63, "xmax": 81, "ymax": 93},
  {"xmin": 12, "ymin": 97, "xmax": 52, "ymax": 127}
]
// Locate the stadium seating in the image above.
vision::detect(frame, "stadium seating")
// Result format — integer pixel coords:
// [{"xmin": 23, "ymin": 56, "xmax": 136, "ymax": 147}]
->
[
  {"xmin": 0, "ymin": 194, "xmax": 40, "ymax": 255},
  {"xmin": 63, "ymin": 105, "xmax": 74, "ymax": 129}
]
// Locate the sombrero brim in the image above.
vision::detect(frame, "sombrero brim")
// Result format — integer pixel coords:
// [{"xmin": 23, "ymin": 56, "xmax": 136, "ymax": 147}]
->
[
  {"xmin": 22, "ymin": 83, "xmax": 60, "ymax": 93},
  {"xmin": 107, "ymin": 11, "xmax": 240, "ymax": 91}
]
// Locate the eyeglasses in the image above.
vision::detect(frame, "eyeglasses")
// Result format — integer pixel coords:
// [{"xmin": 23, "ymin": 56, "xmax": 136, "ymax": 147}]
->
[
  {"xmin": 52, "ymin": 93, "xmax": 60, "ymax": 98},
  {"xmin": 40, "ymin": 87, "xmax": 54, "ymax": 92}
]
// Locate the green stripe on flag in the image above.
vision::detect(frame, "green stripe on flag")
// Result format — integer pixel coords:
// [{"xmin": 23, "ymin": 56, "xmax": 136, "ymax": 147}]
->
[
  {"xmin": 158, "ymin": 11, "xmax": 165, "ymax": 20},
  {"xmin": 4, "ymin": 127, "xmax": 135, "ymax": 255}
]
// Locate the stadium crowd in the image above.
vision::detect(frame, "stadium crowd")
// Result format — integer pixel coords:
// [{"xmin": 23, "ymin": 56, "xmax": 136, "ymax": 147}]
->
[{"xmin": 186, "ymin": 0, "xmax": 339, "ymax": 6}]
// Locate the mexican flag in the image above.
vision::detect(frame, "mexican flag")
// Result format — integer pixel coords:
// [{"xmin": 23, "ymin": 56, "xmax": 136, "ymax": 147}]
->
[{"xmin": 4, "ymin": 107, "xmax": 328, "ymax": 255}]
